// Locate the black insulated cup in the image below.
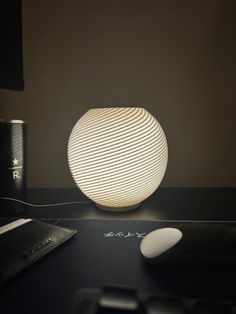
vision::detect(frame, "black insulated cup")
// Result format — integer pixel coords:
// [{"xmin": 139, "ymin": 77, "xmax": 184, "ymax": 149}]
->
[{"xmin": 0, "ymin": 120, "xmax": 27, "ymax": 217}]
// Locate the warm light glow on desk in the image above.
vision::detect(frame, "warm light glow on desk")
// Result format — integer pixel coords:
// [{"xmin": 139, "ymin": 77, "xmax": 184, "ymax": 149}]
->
[{"xmin": 68, "ymin": 107, "xmax": 168, "ymax": 211}]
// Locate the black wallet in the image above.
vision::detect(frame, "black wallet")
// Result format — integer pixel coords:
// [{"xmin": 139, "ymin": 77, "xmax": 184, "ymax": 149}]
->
[{"xmin": 0, "ymin": 219, "xmax": 77, "ymax": 285}]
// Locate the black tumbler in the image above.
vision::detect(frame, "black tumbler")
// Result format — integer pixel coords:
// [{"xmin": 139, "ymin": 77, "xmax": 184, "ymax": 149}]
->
[{"xmin": 0, "ymin": 120, "xmax": 27, "ymax": 217}]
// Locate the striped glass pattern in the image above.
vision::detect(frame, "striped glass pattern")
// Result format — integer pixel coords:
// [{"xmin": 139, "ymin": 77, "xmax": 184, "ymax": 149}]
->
[{"xmin": 68, "ymin": 107, "xmax": 168, "ymax": 210}]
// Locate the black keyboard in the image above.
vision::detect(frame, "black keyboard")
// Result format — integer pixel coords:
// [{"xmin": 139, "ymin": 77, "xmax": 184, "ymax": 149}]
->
[{"xmin": 71, "ymin": 286, "xmax": 236, "ymax": 314}]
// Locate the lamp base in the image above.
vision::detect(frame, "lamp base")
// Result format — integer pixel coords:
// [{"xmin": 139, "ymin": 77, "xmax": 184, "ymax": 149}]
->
[{"xmin": 95, "ymin": 202, "xmax": 141, "ymax": 212}]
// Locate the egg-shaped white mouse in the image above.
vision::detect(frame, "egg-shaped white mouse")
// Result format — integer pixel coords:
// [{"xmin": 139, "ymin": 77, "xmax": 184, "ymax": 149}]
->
[{"xmin": 140, "ymin": 228, "xmax": 183, "ymax": 259}]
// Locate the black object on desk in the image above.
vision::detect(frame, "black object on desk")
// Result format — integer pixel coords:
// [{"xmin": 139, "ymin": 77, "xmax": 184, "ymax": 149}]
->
[
  {"xmin": 0, "ymin": 120, "xmax": 27, "ymax": 217},
  {"xmin": 0, "ymin": 219, "xmax": 77, "ymax": 285},
  {"xmin": 71, "ymin": 286, "xmax": 236, "ymax": 314}
]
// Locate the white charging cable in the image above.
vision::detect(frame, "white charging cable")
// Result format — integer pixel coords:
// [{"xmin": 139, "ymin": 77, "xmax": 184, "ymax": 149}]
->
[{"xmin": 0, "ymin": 196, "xmax": 92, "ymax": 207}]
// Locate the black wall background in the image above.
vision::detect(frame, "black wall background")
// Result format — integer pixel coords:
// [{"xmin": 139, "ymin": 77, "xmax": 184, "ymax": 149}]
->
[{"xmin": 0, "ymin": 0, "xmax": 235, "ymax": 188}]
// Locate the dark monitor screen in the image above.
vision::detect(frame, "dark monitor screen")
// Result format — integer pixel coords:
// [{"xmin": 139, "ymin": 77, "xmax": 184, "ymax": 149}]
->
[{"xmin": 0, "ymin": 0, "xmax": 24, "ymax": 91}]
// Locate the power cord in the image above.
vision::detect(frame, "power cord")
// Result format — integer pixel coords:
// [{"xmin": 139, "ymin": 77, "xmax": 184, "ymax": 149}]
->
[
  {"xmin": 0, "ymin": 197, "xmax": 235, "ymax": 223},
  {"xmin": 0, "ymin": 197, "xmax": 92, "ymax": 208}
]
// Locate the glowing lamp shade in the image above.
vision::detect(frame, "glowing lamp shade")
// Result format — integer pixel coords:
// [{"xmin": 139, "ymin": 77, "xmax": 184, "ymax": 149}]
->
[{"xmin": 68, "ymin": 107, "xmax": 168, "ymax": 211}]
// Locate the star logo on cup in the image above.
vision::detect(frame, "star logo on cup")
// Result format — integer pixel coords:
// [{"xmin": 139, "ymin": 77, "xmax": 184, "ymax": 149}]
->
[{"xmin": 13, "ymin": 158, "xmax": 19, "ymax": 166}]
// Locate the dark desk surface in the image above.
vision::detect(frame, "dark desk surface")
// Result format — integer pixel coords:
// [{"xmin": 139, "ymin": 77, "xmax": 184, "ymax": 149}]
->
[
  {"xmin": 26, "ymin": 187, "xmax": 236, "ymax": 221},
  {"xmin": 0, "ymin": 187, "xmax": 236, "ymax": 314}
]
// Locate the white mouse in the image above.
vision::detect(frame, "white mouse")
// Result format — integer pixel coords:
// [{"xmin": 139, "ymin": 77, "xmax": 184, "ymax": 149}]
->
[{"xmin": 140, "ymin": 228, "xmax": 183, "ymax": 259}]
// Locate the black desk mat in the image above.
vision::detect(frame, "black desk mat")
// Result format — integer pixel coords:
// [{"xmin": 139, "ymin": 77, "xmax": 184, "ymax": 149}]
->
[{"xmin": 0, "ymin": 219, "xmax": 236, "ymax": 314}]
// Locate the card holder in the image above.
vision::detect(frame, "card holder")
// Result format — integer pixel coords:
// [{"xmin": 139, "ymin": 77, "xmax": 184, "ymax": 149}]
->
[{"xmin": 0, "ymin": 219, "xmax": 77, "ymax": 285}]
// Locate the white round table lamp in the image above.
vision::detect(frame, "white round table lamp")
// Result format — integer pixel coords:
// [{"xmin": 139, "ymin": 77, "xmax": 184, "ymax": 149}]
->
[{"xmin": 68, "ymin": 107, "xmax": 168, "ymax": 211}]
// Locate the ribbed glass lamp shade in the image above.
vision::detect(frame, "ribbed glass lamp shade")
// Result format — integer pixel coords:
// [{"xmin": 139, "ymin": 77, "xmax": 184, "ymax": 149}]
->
[{"xmin": 68, "ymin": 107, "xmax": 168, "ymax": 211}]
